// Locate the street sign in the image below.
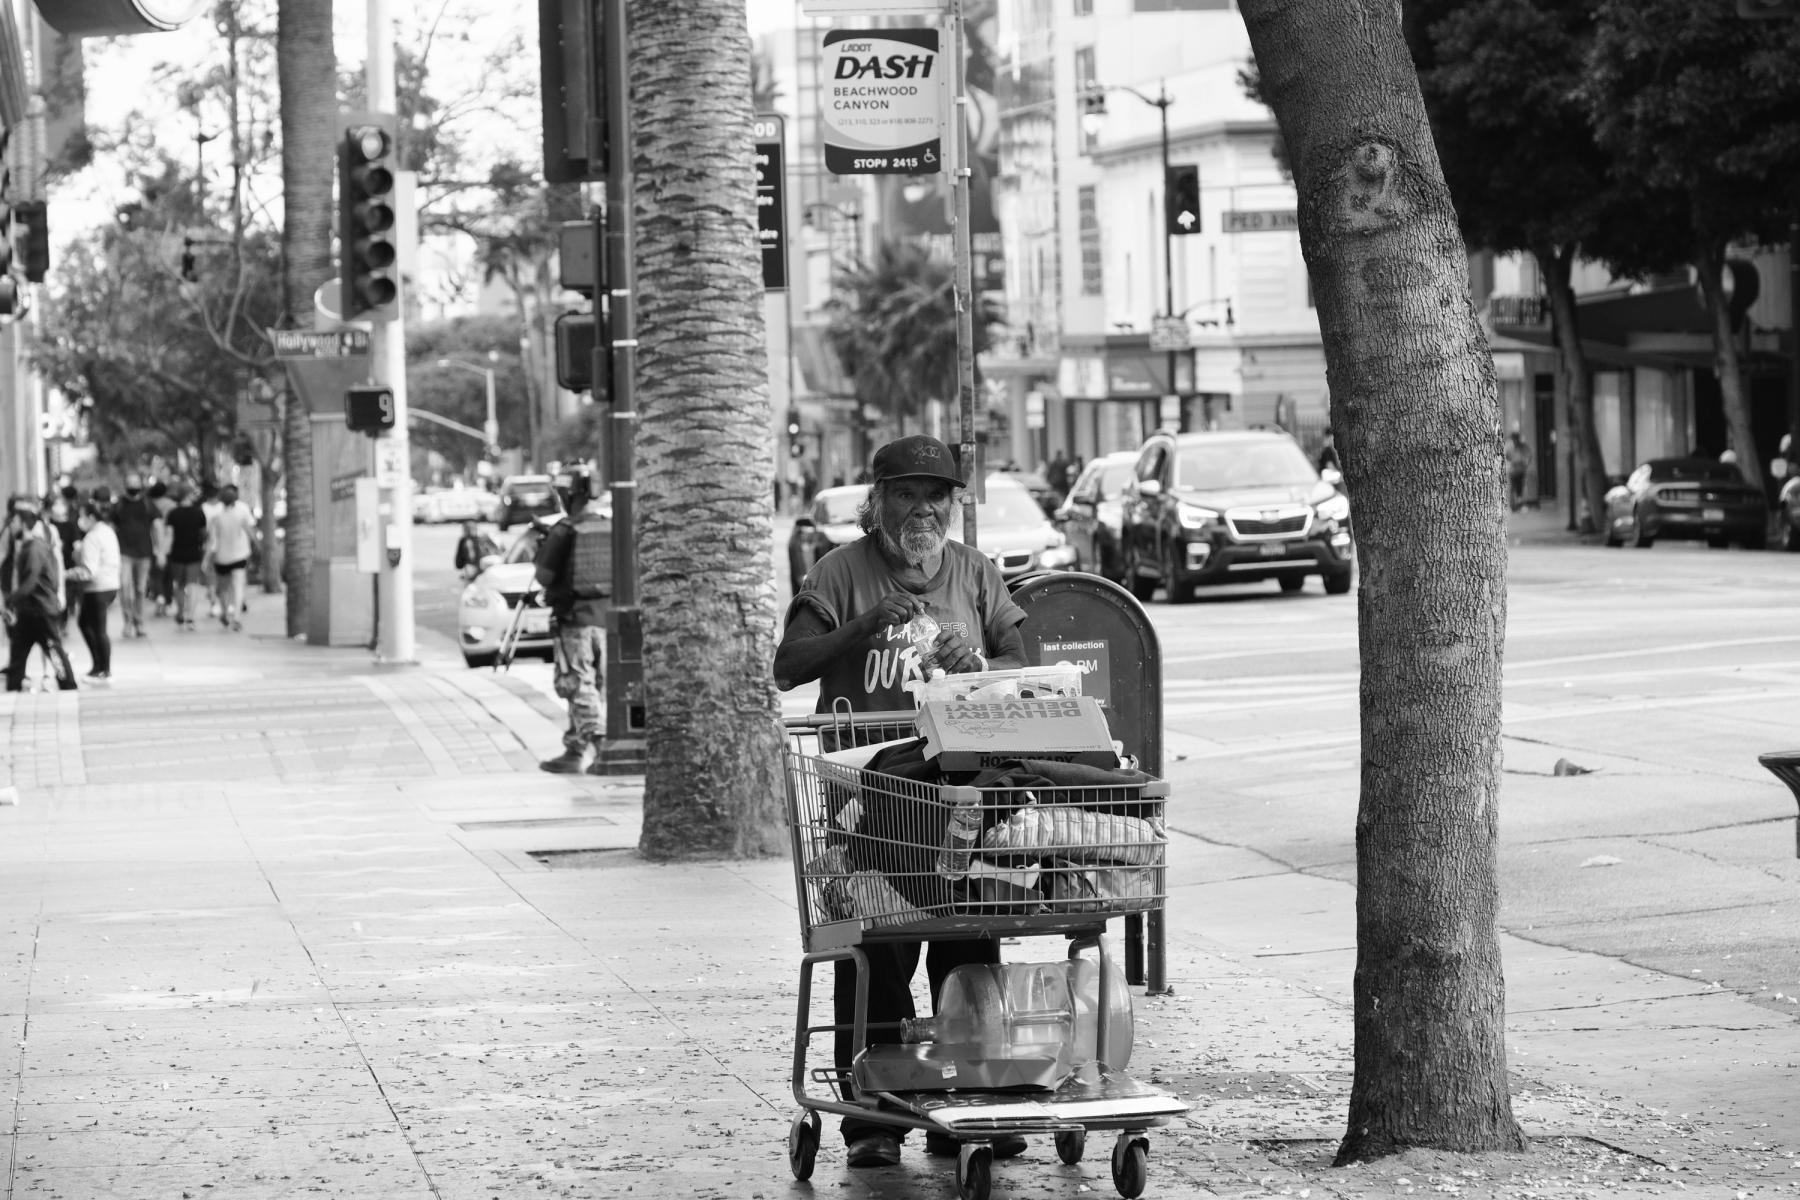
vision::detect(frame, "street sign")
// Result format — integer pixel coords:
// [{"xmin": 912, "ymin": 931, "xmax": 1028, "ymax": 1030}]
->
[
  {"xmin": 1149, "ymin": 316, "xmax": 1189, "ymax": 352},
  {"xmin": 373, "ymin": 437, "xmax": 405, "ymax": 488},
  {"xmin": 1223, "ymin": 209, "xmax": 1299, "ymax": 234},
  {"xmin": 271, "ymin": 328, "xmax": 371, "ymax": 359},
  {"xmin": 755, "ymin": 113, "xmax": 788, "ymax": 291},
  {"xmin": 821, "ymin": 28, "xmax": 944, "ymax": 175}
]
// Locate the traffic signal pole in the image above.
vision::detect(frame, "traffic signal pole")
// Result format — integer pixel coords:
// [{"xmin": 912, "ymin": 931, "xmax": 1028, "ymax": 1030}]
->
[
  {"xmin": 1156, "ymin": 83, "xmax": 1177, "ymax": 431},
  {"xmin": 367, "ymin": 0, "xmax": 415, "ymax": 664}
]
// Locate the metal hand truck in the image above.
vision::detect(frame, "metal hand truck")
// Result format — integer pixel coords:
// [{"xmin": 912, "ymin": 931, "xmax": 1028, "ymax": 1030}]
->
[
  {"xmin": 493, "ymin": 592, "xmax": 530, "ymax": 672},
  {"xmin": 781, "ymin": 705, "xmax": 1185, "ymax": 1200}
]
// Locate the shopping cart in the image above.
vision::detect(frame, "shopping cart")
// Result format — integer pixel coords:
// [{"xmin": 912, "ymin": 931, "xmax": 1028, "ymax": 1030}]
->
[{"xmin": 782, "ymin": 706, "xmax": 1186, "ymax": 1200}]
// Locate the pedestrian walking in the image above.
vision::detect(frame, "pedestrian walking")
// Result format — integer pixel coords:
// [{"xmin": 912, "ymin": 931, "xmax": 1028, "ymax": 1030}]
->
[
  {"xmin": 772, "ymin": 434, "xmax": 1031, "ymax": 1168},
  {"xmin": 147, "ymin": 480, "xmax": 175, "ymax": 617},
  {"xmin": 454, "ymin": 520, "xmax": 498, "ymax": 581},
  {"xmin": 1317, "ymin": 429, "xmax": 1341, "ymax": 474},
  {"xmin": 206, "ymin": 484, "xmax": 257, "ymax": 631},
  {"xmin": 161, "ymin": 485, "xmax": 209, "ymax": 631},
  {"xmin": 47, "ymin": 488, "xmax": 81, "ymax": 633},
  {"xmin": 112, "ymin": 471, "xmax": 159, "ymax": 638},
  {"xmin": 198, "ymin": 484, "xmax": 224, "ymax": 621},
  {"xmin": 3, "ymin": 496, "xmax": 77, "ymax": 692},
  {"xmin": 531, "ymin": 463, "xmax": 610, "ymax": 774},
  {"xmin": 71, "ymin": 501, "xmax": 119, "ymax": 680}
]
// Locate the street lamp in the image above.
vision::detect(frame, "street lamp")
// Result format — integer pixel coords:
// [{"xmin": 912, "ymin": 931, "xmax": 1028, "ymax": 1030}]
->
[
  {"xmin": 1082, "ymin": 80, "xmax": 1192, "ymax": 428},
  {"xmin": 436, "ymin": 351, "xmax": 500, "ymax": 456}
]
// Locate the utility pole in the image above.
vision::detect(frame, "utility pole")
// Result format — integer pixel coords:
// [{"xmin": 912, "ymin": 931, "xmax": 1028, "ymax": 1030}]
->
[
  {"xmin": 594, "ymin": 0, "xmax": 646, "ymax": 771},
  {"xmin": 950, "ymin": 0, "xmax": 979, "ymax": 544},
  {"xmin": 1155, "ymin": 83, "xmax": 1177, "ymax": 431},
  {"xmin": 368, "ymin": 0, "xmax": 415, "ymax": 663}
]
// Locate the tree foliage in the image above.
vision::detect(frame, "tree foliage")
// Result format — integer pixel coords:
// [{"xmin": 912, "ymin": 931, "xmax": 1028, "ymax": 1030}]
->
[
  {"xmin": 403, "ymin": 314, "xmax": 534, "ymax": 474},
  {"xmin": 825, "ymin": 240, "xmax": 998, "ymax": 432}
]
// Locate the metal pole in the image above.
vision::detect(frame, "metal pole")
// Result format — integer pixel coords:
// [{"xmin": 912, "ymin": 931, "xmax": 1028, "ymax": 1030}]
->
[
  {"xmin": 950, "ymin": 0, "xmax": 979, "ymax": 544},
  {"xmin": 483, "ymin": 366, "xmax": 498, "ymax": 455},
  {"xmin": 1159, "ymin": 86, "xmax": 1179, "ymax": 431},
  {"xmin": 369, "ymin": 0, "xmax": 415, "ymax": 664},
  {"xmin": 595, "ymin": 0, "xmax": 646, "ymax": 772},
  {"xmin": 1789, "ymin": 228, "xmax": 1800, "ymax": 469}
]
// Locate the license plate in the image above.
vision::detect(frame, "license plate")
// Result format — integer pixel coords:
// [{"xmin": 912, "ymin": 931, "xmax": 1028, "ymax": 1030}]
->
[
  {"xmin": 522, "ymin": 611, "xmax": 550, "ymax": 635},
  {"xmin": 1702, "ymin": 507, "xmax": 1724, "ymax": 521},
  {"xmin": 1257, "ymin": 542, "xmax": 1288, "ymax": 556}
]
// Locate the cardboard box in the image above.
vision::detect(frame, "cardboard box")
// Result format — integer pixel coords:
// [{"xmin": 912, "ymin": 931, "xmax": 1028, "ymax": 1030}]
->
[{"xmin": 916, "ymin": 696, "xmax": 1118, "ymax": 772}]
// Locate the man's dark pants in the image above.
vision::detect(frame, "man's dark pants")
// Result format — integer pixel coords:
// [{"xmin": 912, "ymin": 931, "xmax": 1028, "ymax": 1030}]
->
[
  {"xmin": 833, "ymin": 937, "xmax": 997, "ymax": 1145},
  {"xmin": 5, "ymin": 609, "xmax": 77, "ymax": 691}
]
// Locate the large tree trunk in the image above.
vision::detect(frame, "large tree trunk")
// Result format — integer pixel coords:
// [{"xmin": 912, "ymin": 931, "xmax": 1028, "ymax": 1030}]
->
[
  {"xmin": 629, "ymin": 0, "xmax": 786, "ymax": 858},
  {"xmin": 1238, "ymin": 0, "xmax": 1524, "ymax": 1163},
  {"xmin": 276, "ymin": 0, "xmax": 336, "ymax": 637},
  {"xmin": 1535, "ymin": 243, "xmax": 1609, "ymax": 536},
  {"xmin": 1694, "ymin": 238, "xmax": 1765, "ymax": 491}
]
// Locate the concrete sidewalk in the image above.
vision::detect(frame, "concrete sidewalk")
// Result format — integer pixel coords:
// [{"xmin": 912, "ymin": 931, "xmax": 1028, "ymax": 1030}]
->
[{"xmin": 2, "ymin": 596, "xmax": 1796, "ymax": 1198}]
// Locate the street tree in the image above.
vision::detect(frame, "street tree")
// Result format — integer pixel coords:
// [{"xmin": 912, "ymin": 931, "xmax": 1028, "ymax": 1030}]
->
[
  {"xmin": 1585, "ymin": 0, "xmax": 1800, "ymax": 491},
  {"xmin": 404, "ymin": 315, "xmax": 531, "ymax": 475},
  {"xmin": 1236, "ymin": 0, "xmax": 1523, "ymax": 1163},
  {"xmin": 276, "ymin": 0, "xmax": 337, "ymax": 634},
  {"xmin": 1406, "ymin": 0, "xmax": 1632, "ymax": 535},
  {"xmin": 629, "ymin": 0, "xmax": 786, "ymax": 858},
  {"xmin": 826, "ymin": 240, "xmax": 997, "ymax": 435}
]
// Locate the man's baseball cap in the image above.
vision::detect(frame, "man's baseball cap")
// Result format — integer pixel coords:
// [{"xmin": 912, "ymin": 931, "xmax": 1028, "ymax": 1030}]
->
[
  {"xmin": 10, "ymin": 494, "xmax": 41, "ymax": 515},
  {"xmin": 870, "ymin": 435, "xmax": 964, "ymax": 487}
]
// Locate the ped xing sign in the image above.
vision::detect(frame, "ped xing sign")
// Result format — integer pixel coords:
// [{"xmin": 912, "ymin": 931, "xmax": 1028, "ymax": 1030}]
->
[{"xmin": 822, "ymin": 28, "xmax": 943, "ymax": 175}]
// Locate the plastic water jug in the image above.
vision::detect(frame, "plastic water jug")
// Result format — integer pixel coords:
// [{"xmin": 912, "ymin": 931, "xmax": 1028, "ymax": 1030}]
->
[
  {"xmin": 902, "ymin": 961, "xmax": 1075, "ymax": 1061},
  {"xmin": 1068, "ymin": 953, "xmax": 1134, "ymax": 1071}
]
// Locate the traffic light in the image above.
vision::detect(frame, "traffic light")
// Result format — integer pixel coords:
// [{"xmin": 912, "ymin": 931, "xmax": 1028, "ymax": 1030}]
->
[
  {"xmin": 786, "ymin": 406, "xmax": 804, "ymax": 459},
  {"xmin": 14, "ymin": 201, "xmax": 47, "ymax": 282},
  {"xmin": 555, "ymin": 311, "xmax": 604, "ymax": 393},
  {"xmin": 338, "ymin": 112, "xmax": 400, "ymax": 320},
  {"xmin": 538, "ymin": 0, "xmax": 608, "ymax": 183},
  {"xmin": 1165, "ymin": 164, "xmax": 1201, "ymax": 236},
  {"xmin": 345, "ymin": 385, "xmax": 396, "ymax": 434}
]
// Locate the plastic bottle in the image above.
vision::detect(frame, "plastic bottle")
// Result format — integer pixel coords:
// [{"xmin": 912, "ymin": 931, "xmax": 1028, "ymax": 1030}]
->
[
  {"xmin": 1067, "ymin": 953, "xmax": 1134, "ymax": 1071},
  {"xmin": 935, "ymin": 793, "xmax": 982, "ymax": 879}
]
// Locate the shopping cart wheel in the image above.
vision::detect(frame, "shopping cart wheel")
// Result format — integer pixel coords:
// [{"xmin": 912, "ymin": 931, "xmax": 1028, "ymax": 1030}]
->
[
  {"xmin": 1111, "ymin": 1133, "xmax": 1148, "ymax": 1199},
  {"xmin": 787, "ymin": 1110, "xmax": 820, "ymax": 1181},
  {"xmin": 1055, "ymin": 1128, "xmax": 1086, "ymax": 1164},
  {"xmin": 956, "ymin": 1142, "xmax": 993, "ymax": 1200}
]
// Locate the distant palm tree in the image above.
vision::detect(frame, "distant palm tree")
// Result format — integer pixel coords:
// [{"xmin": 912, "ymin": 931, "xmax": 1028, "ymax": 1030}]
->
[
  {"xmin": 276, "ymin": 0, "xmax": 337, "ymax": 631},
  {"xmin": 630, "ymin": 0, "xmax": 787, "ymax": 858},
  {"xmin": 825, "ymin": 239, "xmax": 998, "ymax": 434}
]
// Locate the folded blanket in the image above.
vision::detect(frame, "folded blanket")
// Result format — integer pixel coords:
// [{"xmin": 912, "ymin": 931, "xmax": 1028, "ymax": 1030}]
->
[{"xmin": 979, "ymin": 805, "xmax": 1164, "ymax": 866}]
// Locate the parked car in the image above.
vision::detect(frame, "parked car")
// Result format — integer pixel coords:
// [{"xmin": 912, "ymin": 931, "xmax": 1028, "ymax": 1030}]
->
[
  {"xmin": 1119, "ymin": 429, "xmax": 1354, "ymax": 602},
  {"xmin": 788, "ymin": 483, "xmax": 870, "ymax": 590},
  {"xmin": 458, "ymin": 525, "xmax": 554, "ymax": 668},
  {"xmin": 1054, "ymin": 451, "xmax": 1139, "ymax": 583},
  {"xmin": 1780, "ymin": 475, "xmax": 1800, "ymax": 552},
  {"xmin": 496, "ymin": 474, "xmax": 562, "ymax": 531},
  {"xmin": 1603, "ymin": 458, "xmax": 1766, "ymax": 549},
  {"xmin": 414, "ymin": 485, "xmax": 487, "ymax": 525},
  {"xmin": 961, "ymin": 472, "xmax": 1078, "ymax": 580},
  {"xmin": 996, "ymin": 467, "xmax": 1061, "ymax": 517}
]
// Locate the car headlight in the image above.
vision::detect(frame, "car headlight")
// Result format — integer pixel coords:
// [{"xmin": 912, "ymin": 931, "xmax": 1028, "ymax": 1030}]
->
[
  {"xmin": 1314, "ymin": 493, "xmax": 1351, "ymax": 522},
  {"xmin": 462, "ymin": 588, "xmax": 502, "ymax": 610},
  {"xmin": 1039, "ymin": 544, "xmax": 1078, "ymax": 569},
  {"xmin": 1177, "ymin": 505, "xmax": 1221, "ymax": 530}
]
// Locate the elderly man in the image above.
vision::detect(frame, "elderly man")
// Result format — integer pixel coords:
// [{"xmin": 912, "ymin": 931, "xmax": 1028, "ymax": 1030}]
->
[{"xmin": 774, "ymin": 434, "xmax": 1030, "ymax": 1168}]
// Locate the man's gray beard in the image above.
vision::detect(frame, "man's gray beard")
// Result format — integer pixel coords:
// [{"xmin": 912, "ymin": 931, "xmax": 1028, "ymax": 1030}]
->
[{"xmin": 879, "ymin": 521, "xmax": 947, "ymax": 566}]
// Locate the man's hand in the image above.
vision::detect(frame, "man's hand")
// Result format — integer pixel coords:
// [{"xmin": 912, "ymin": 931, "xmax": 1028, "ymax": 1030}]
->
[
  {"xmin": 863, "ymin": 591, "xmax": 923, "ymax": 635},
  {"xmin": 928, "ymin": 628, "xmax": 987, "ymax": 675}
]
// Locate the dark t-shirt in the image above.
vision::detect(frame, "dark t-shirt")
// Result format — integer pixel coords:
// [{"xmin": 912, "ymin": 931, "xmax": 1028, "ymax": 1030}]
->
[
  {"xmin": 166, "ymin": 506, "xmax": 208, "ymax": 564},
  {"xmin": 113, "ymin": 495, "xmax": 158, "ymax": 558},
  {"xmin": 785, "ymin": 538, "xmax": 1027, "ymax": 713}
]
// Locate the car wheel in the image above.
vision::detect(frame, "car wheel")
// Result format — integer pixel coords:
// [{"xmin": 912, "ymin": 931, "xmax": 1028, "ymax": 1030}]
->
[
  {"xmin": 1743, "ymin": 527, "xmax": 1767, "ymax": 551},
  {"xmin": 1604, "ymin": 518, "xmax": 1623, "ymax": 548},
  {"xmin": 1784, "ymin": 523, "xmax": 1800, "ymax": 552},
  {"xmin": 1278, "ymin": 574, "xmax": 1305, "ymax": 594},
  {"xmin": 1705, "ymin": 533, "xmax": 1729, "ymax": 549},
  {"xmin": 1323, "ymin": 569, "xmax": 1353, "ymax": 596},
  {"xmin": 463, "ymin": 650, "xmax": 496, "ymax": 669},
  {"xmin": 1161, "ymin": 543, "xmax": 1193, "ymax": 604},
  {"xmin": 1124, "ymin": 545, "xmax": 1157, "ymax": 602},
  {"xmin": 1629, "ymin": 515, "xmax": 1654, "ymax": 549}
]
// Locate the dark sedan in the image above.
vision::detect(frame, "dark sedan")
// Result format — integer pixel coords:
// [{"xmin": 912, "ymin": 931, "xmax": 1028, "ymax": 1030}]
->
[
  {"xmin": 1603, "ymin": 458, "xmax": 1766, "ymax": 550},
  {"xmin": 1054, "ymin": 451, "xmax": 1138, "ymax": 583},
  {"xmin": 1779, "ymin": 476, "xmax": 1800, "ymax": 553}
]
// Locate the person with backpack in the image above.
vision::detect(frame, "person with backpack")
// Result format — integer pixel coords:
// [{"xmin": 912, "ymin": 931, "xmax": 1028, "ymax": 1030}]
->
[{"xmin": 3, "ymin": 496, "xmax": 77, "ymax": 692}]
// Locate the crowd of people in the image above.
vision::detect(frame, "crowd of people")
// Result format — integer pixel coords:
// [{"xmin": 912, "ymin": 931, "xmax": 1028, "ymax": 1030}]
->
[{"xmin": 1, "ymin": 476, "xmax": 260, "ymax": 690}]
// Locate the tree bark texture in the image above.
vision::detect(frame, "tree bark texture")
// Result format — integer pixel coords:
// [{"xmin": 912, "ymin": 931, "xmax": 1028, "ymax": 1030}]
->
[
  {"xmin": 276, "ymin": 0, "xmax": 336, "ymax": 638},
  {"xmin": 1536, "ymin": 244, "xmax": 1608, "ymax": 536},
  {"xmin": 628, "ymin": 0, "xmax": 787, "ymax": 859},
  {"xmin": 1238, "ymin": 0, "xmax": 1524, "ymax": 1162},
  {"xmin": 1694, "ymin": 239, "xmax": 1764, "ymax": 491}
]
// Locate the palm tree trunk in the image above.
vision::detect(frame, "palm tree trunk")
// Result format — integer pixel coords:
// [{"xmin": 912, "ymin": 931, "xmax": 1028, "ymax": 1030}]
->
[
  {"xmin": 629, "ymin": 0, "xmax": 786, "ymax": 858},
  {"xmin": 276, "ymin": 0, "xmax": 336, "ymax": 637},
  {"xmin": 1238, "ymin": 0, "xmax": 1523, "ymax": 1162}
]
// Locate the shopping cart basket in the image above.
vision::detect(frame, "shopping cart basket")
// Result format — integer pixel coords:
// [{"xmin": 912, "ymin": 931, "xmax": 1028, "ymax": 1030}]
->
[{"xmin": 781, "ymin": 706, "xmax": 1186, "ymax": 1199}]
